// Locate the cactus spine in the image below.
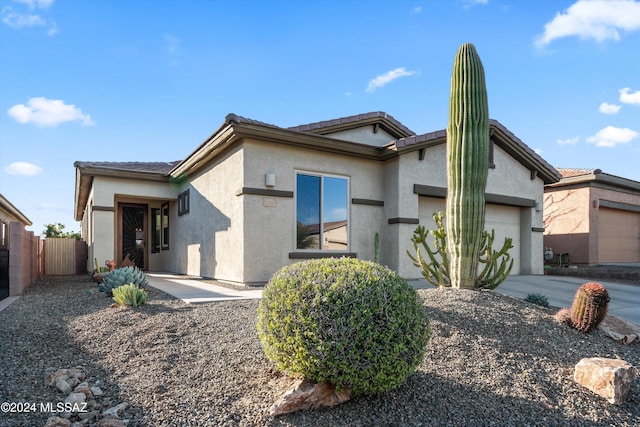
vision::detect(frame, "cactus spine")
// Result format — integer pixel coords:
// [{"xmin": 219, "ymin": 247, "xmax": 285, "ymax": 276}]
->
[
  {"xmin": 569, "ymin": 282, "xmax": 609, "ymax": 333},
  {"xmin": 446, "ymin": 43, "xmax": 489, "ymax": 289}
]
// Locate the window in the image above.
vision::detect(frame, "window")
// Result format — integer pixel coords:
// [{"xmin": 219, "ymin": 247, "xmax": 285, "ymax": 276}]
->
[
  {"xmin": 296, "ymin": 172, "xmax": 348, "ymax": 250},
  {"xmin": 0, "ymin": 221, "xmax": 7, "ymax": 247},
  {"xmin": 161, "ymin": 202, "xmax": 170, "ymax": 250},
  {"xmin": 178, "ymin": 189, "xmax": 190, "ymax": 216},
  {"xmin": 151, "ymin": 208, "xmax": 160, "ymax": 253}
]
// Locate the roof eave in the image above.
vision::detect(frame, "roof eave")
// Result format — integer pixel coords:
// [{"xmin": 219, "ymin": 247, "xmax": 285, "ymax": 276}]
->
[{"xmin": 0, "ymin": 194, "xmax": 32, "ymax": 226}]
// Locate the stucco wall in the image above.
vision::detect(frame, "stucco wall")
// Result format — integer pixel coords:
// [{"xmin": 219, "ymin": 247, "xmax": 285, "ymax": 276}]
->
[
  {"xmin": 169, "ymin": 146, "xmax": 243, "ymax": 281},
  {"xmin": 543, "ymin": 187, "xmax": 592, "ymax": 264},
  {"xmin": 403, "ymin": 143, "xmax": 545, "ymax": 278},
  {"xmin": 87, "ymin": 177, "xmax": 177, "ymax": 270},
  {"xmin": 322, "ymin": 127, "xmax": 398, "ymax": 147},
  {"xmin": 545, "ymin": 184, "xmax": 640, "ymax": 265},
  {"xmin": 240, "ymin": 139, "xmax": 385, "ymax": 283}
]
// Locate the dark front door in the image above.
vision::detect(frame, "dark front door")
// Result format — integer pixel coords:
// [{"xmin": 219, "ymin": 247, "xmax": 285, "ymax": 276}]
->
[
  {"xmin": 119, "ymin": 204, "xmax": 147, "ymax": 269},
  {"xmin": 0, "ymin": 247, "xmax": 8, "ymax": 300}
]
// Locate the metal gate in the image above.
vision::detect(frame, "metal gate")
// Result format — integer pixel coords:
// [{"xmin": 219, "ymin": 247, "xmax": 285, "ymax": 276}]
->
[{"xmin": 0, "ymin": 247, "xmax": 8, "ymax": 300}]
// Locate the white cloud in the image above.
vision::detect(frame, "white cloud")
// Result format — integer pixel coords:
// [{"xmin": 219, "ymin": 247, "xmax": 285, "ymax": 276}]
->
[
  {"xmin": 535, "ymin": 0, "xmax": 640, "ymax": 48},
  {"xmin": 2, "ymin": 0, "xmax": 57, "ymax": 35},
  {"xmin": 5, "ymin": 161, "xmax": 43, "ymax": 176},
  {"xmin": 13, "ymin": 0, "xmax": 54, "ymax": 9},
  {"xmin": 7, "ymin": 97, "xmax": 95, "ymax": 127},
  {"xmin": 557, "ymin": 136, "xmax": 580, "ymax": 145},
  {"xmin": 366, "ymin": 67, "xmax": 416, "ymax": 93},
  {"xmin": 599, "ymin": 102, "xmax": 621, "ymax": 114},
  {"xmin": 620, "ymin": 87, "xmax": 640, "ymax": 104},
  {"xmin": 587, "ymin": 125, "xmax": 638, "ymax": 147},
  {"xmin": 1, "ymin": 8, "xmax": 45, "ymax": 28},
  {"xmin": 413, "ymin": 6, "xmax": 422, "ymax": 14},
  {"xmin": 534, "ymin": 148, "xmax": 543, "ymax": 155}
]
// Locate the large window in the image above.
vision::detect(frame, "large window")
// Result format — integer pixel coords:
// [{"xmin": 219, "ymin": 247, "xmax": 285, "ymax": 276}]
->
[{"xmin": 296, "ymin": 172, "xmax": 348, "ymax": 250}]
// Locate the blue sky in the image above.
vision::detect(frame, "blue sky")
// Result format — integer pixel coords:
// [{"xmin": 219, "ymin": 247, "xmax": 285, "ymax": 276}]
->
[{"xmin": 1, "ymin": 0, "xmax": 639, "ymax": 235}]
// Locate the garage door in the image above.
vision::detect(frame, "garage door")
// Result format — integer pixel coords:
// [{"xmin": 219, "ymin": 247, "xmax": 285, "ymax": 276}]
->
[
  {"xmin": 418, "ymin": 198, "xmax": 521, "ymax": 275},
  {"xmin": 598, "ymin": 207, "xmax": 640, "ymax": 263}
]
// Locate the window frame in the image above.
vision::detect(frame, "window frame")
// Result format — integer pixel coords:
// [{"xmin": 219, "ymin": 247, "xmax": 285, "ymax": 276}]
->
[
  {"xmin": 161, "ymin": 202, "xmax": 170, "ymax": 250},
  {"xmin": 178, "ymin": 189, "xmax": 190, "ymax": 216},
  {"xmin": 294, "ymin": 171, "xmax": 350, "ymax": 252},
  {"xmin": 151, "ymin": 208, "xmax": 161, "ymax": 253}
]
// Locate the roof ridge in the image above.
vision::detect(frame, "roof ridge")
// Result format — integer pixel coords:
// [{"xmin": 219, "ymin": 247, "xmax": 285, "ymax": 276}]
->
[{"xmin": 287, "ymin": 111, "xmax": 415, "ymax": 136}]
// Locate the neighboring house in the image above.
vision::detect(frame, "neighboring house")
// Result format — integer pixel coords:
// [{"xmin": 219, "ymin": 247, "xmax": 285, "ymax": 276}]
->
[
  {"xmin": 544, "ymin": 168, "xmax": 640, "ymax": 265},
  {"xmin": 0, "ymin": 194, "xmax": 38, "ymax": 298},
  {"xmin": 74, "ymin": 111, "xmax": 560, "ymax": 285}
]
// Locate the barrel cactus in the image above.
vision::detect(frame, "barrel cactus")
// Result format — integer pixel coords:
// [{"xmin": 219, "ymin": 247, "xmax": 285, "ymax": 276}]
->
[
  {"xmin": 99, "ymin": 266, "xmax": 148, "ymax": 296},
  {"xmin": 568, "ymin": 282, "xmax": 610, "ymax": 333},
  {"xmin": 446, "ymin": 43, "xmax": 489, "ymax": 289},
  {"xmin": 256, "ymin": 258, "xmax": 430, "ymax": 396}
]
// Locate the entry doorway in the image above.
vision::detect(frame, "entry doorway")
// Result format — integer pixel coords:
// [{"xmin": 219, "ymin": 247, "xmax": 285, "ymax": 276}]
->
[{"xmin": 119, "ymin": 204, "xmax": 148, "ymax": 270}]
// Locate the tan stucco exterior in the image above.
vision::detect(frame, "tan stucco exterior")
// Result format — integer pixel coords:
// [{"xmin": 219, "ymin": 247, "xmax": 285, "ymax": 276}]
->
[
  {"xmin": 544, "ymin": 170, "xmax": 640, "ymax": 265},
  {"xmin": 75, "ymin": 112, "xmax": 559, "ymax": 283}
]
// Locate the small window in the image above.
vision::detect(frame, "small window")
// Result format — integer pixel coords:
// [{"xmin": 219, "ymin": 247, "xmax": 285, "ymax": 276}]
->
[
  {"xmin": 161, "ymin": 202, "xmax": 170, "ymax": 250},
  {"xmin": 178, "ymin": 189, "xmax": 190, "ymax": 216},
  {"xmin": 151, "ymin": 208, "xmax": 160, "ymax": 253},
  {"xmin": 0, "ymin": 221, "xmax": 8, "ymax": 247},
  {"xmin": 296, "ymin": 172, "xmax": 349, "ymax": 250}
]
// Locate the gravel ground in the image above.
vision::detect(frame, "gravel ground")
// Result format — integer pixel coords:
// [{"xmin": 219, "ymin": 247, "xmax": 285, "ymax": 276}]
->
[{"xmin": 1, "ymin": 275, "xmax": 638, "ymax": 427}]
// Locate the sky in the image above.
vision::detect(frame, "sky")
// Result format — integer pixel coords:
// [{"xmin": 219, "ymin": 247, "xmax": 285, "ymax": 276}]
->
[{"xmin": 1, "ymin": 0, "xmax": 639, "ymax": 235}]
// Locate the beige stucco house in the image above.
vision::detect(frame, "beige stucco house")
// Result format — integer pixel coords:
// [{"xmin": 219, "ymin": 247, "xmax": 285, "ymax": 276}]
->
[
  {"xmin": 74, "ymin": 112, "xmax": 560, "ymax": 285},
  {"xmin": 544, "ymin": 168, "xmax": 640, "ymax": 265}
]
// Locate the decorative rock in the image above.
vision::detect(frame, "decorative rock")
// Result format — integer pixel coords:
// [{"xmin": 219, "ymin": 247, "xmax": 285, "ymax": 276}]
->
[
  {"xmin": 269, "ymin": 378, "xmax": 352, "ymax": 416},
  {"xmin": 56, "ymin": 378, "xmax": 72, "ymax": 394},
  {"xmin": 46, "ymin": 369, "xmax": 70, "ymax": 387},
  {"xmin": 91, "ymin": 386, "xmax": 104, "ymax": 396},
  {"xmin": 574, "ymin": 357, "xmax": 637, "ymax": 404},
  {"xmin": 78, "ymin": 410, "xmax": 99, "ymax": 421},
  {"xmin": 102, "ymin": 402, "xmax": 128, "ymax": 418},
  {"xmin": 74, "ymin": 383, "xmax": 93, "ymax": 398},
  {"xmin": 97, "ymin": 419, "xmax": 127, "ymax": 427},
  {"xmin": 44, "ymin": 416, "xmax": 71, "ymax": 427},
  {"xmin": 65, "ymin": 392, "xmax": 87, "ymax": 405}
]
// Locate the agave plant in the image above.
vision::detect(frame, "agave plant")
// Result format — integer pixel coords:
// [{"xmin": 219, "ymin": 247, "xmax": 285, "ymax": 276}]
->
[
  {"xmin": 112, "ymin": 283, "xmax": 148, "ymax": 307},
  {"xmin": 99, "ymin": 266, "xmax": 148, "ymax": 296}
]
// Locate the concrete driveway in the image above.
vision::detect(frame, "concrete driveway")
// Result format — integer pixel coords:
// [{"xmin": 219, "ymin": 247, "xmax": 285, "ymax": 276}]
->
[{"xmin": 147, "ymin": 272, "xmax": 639, "ymax": 325}]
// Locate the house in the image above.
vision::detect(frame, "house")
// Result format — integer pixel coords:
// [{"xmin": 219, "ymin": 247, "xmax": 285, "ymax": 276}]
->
[
  {"xmin": 0, "ymin": 194, "xmax": 39, "ymax": 299},
  {"xmin": 544, "ymin": 168, "xmax": 640, "ymax": 265},
  {"xmin": 74, "ymin": 112, "xmax": 560, "ymax": 285}
]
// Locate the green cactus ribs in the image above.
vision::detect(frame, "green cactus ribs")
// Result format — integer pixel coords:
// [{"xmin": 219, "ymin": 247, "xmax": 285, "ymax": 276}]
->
[{"xmin": 446, "ymin": 43, "xmax": 489, "ymax": 289}]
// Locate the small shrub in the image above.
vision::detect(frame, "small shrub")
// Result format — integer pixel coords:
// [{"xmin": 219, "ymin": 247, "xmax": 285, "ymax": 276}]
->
[
  {"xmin": 99, "ymin": 266, "xmax": 148, "ymax": 296},
  {"xmin": 524, "ymin": 293, "xmax": 549, "ymax": 308},
  {"xmin": 112, "ymin": 283, "xmax": 147, "ymax": 307},
  {"xmin": 256, "ymin": 258, "xmax": 431, "ymax": 396}
]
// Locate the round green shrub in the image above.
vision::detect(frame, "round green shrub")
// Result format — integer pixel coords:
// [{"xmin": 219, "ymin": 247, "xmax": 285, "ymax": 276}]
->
[{"xmin": 256, "ymin": 258, "xmax": 431, "ymax": 396}]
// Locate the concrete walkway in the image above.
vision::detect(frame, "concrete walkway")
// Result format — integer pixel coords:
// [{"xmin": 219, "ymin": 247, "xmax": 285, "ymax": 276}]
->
[
  {"xmin": 147, "ymin": 272, "xmax": 639, "ymax": 325},
  {"xmin": 146, "ymin": 273, "xmax": 263, "ymax": 304}
]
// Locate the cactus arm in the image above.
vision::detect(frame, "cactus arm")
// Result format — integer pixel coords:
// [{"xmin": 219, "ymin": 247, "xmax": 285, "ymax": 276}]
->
[{"xmin": 446, "ymin": 43, "xmax": 490, "ymax": 289}]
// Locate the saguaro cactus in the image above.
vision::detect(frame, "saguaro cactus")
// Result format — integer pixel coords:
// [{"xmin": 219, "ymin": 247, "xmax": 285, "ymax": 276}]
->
[{"xmin": 446, "ymin": 43, "xmax": 490, "ymax": 289}]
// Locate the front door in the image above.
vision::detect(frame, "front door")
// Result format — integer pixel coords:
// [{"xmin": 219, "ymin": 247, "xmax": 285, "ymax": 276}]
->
[{"xmin": 119, "ymin": 204, "xmax": 147, "ymax": 269}]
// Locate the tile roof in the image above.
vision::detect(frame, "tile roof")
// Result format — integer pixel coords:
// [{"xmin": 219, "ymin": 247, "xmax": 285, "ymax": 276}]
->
[
  {"xmin": 287, "ymin": 111, "xmax": 415, "ymax": 137},
  {"xmin": 556, "ymin": 168, "xmax": 602, "ymax": 178},
  {"xmin": 74, "ymin": 161, "xmax": 181, "ymax": 175}
]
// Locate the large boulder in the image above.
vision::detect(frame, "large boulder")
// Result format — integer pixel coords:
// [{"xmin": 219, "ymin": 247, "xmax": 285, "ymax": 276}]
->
[{"xmin": 574, "ymin": 357, "xmax": 637, "ymax": 404}]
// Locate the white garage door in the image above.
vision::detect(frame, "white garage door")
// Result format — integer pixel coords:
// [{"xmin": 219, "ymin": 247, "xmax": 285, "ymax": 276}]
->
[
  {"xmin": 598, "ymin": 207, "xmax": 640, "ymax": 263},
  {"xmin": 419, "ymin": 197, "xmax": 521, "ymax": 275}
]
